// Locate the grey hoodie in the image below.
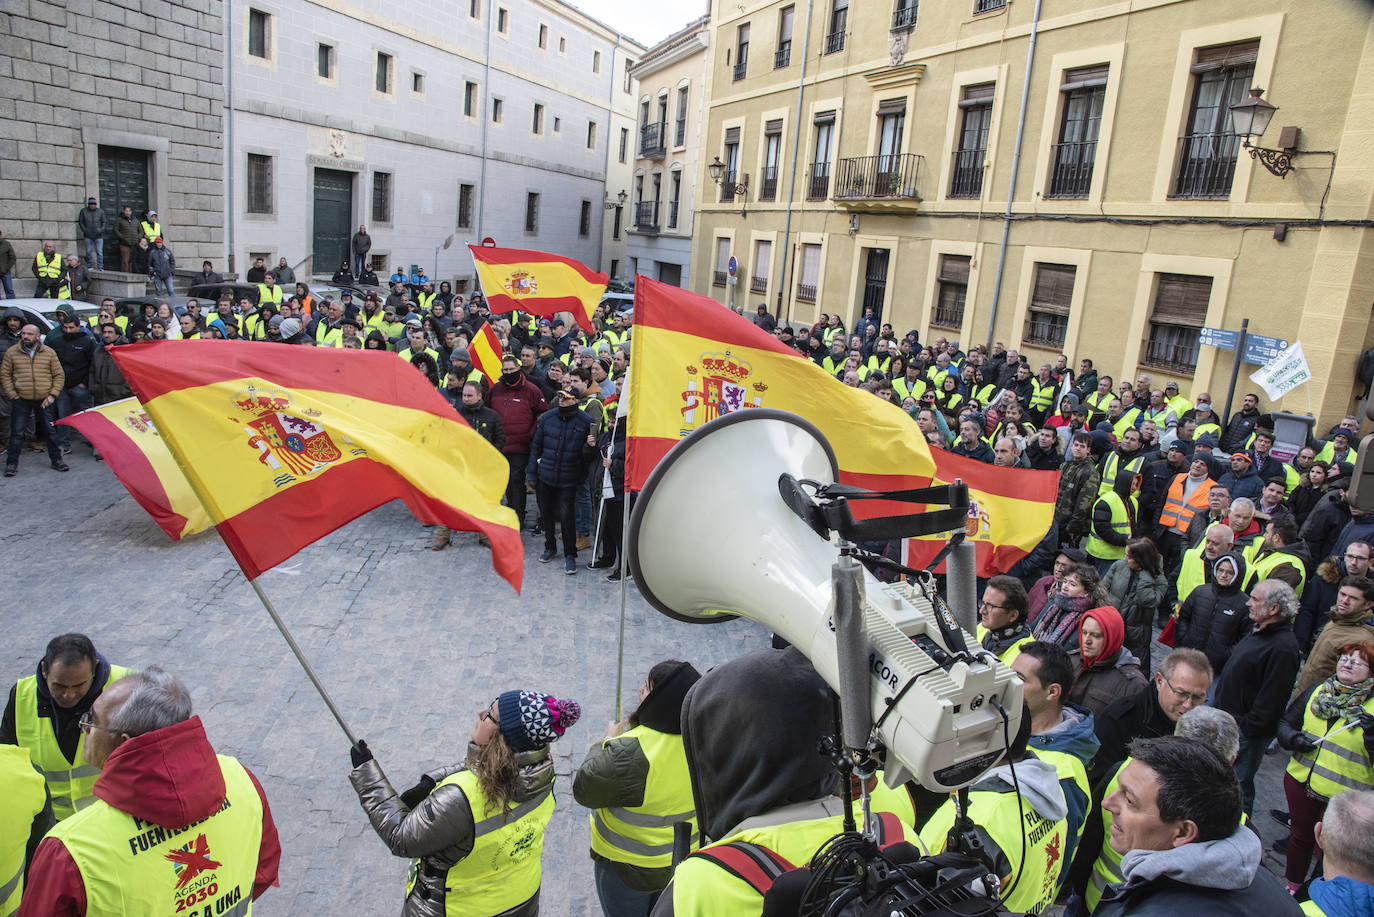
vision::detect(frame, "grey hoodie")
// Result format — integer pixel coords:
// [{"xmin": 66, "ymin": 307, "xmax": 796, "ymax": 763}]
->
[
  {"xmin": 1119, "ymin": 822, "xmax": 1260, "ymax": 893},
  {"xmin": 980, "ymin": 756, "xmax": 1069, "ymax": 823}
]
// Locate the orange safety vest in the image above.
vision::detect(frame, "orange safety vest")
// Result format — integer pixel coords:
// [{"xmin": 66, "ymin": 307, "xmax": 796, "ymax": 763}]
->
[{"xmin": 1158, "ymin": 474, "xmax": 1215, "ymax": 535}]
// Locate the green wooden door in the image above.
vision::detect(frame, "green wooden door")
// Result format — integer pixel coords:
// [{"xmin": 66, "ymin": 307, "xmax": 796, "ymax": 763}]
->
[
  {"xmin": 312, "ymin": 169, "xmax": 353, "ymax": 275},
  {"xmin": 98, "ymin": 146, "xmax": 150, "ymax": 263}
]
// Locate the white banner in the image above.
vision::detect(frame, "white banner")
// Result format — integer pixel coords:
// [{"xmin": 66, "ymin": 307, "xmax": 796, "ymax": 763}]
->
[{"xmin": 1249, "ymin": 341, "xmax": 1312, "ymax": 401}]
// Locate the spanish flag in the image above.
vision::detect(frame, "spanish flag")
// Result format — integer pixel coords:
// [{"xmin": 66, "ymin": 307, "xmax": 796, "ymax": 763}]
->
[
  {"xmin": 111, "ymin": 341, "xmax": 523, "ymax": 590},
  {"xmin": 468, "ymin": 244, "xmax": 605, "ymax": 333},
  {"xmin": 56, "ymin": 398, "xmax": 212, "ymax": 540},
  {"xmin": 469, "ymin": 321, "xmax": 504, "ymax": 382},
  {"xmin": 626, "ymin": 277, "xmax": 1058, "ymax": 576}
]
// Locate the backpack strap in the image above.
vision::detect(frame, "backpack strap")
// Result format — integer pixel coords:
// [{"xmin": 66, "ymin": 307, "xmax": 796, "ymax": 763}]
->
[{"xmin": 688, "ymin": 841, "xmax": 796, "ymax": 895}]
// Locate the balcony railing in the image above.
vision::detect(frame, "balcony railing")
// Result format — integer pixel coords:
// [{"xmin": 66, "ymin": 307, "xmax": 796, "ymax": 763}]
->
[
  {"xmin": 718, "ymin": 170, "xmax": 742, "ymax": 202},
  {"xmin": 797, "ymin": 282, "xmax": 817, "ymax": 303},
  {"xmin": 806, "ymin": 163, "xmax": 830, "ymax": 200},
  {"xmin": 713, "ymin": 270, "xmax": 728, "ymax": 287},
  {"xmin": 1142, "ymin": 323, "xmax": 1201, "ymax": 373},
  {"xmin": 1024, "ymin": 313, "xmax": 1068, "ymax": 348},
  {"xmin": 633, "ymin": 200, "xmax": 659, "ymax": 232},
  {"xmin": 639, "ymin": 122, "xmax": 666, "ymax": 158},
  {"xmin": 750, "ymin": 275, "xmax": 767, "ymax": 294},
  {"xmin": 1046, "ymin": 139, "xmax": 1096, "ymax": 198},
  {"xmin": 760, "ymin": 165, "xmax": 779, "ymax": 201},
  {"xmin": 824, "ymin": 30, "xmax": 845, "ymax": 54},
  {"xmin": 667, "ymin": 200, "xmax": 679, "ymax": 229},
  {"xmin": 931, "ymin": 299, "xmax": 964, "ymax": 329},
  {"xmin": 775, "ymin": 42, "xmax": 791, "ymax": 68},
  {"xmin": 733, "ymin": 58, "xmax": 747, "ymax": 81},
  {"xmin": 974, "ymin": 0, "xmax": 1005, "ymax": 12},
  {"xmin": 949, "ymin": 148, "xmax": 985, "ymax": 198},
  {"xmin": 674, "ymin": 117, "xmax": 686, "ymax": 147},
  {"xmin": 892, "ymin": 3, "xmax": 918, "ymax": 30},
  {"xmin": 1172, "ymin": 132, "xmax": 1242, "ymax": 199},
  {"xmin": 833, "ymin": 153, "xmax": 923, "ymax": 201}
]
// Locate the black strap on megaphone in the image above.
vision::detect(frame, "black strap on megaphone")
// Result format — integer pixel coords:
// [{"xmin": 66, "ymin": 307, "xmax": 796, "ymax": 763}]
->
[{"xmin": 780, "ymin": 477, "xmax": 970, "ymax": 544}]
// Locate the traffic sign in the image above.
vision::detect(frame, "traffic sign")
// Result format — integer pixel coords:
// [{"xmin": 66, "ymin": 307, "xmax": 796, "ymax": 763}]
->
[
  {"xmin": 727, "ymin": 256, "xmax": 737, "ymax": 277},
  {"xmin": 1244, "ymin": 333, "xmax": 1290, "ymax": 365},
  {"xmin": 1199, "ymin": 327, "xmax": 1238, "ymax": 350}
]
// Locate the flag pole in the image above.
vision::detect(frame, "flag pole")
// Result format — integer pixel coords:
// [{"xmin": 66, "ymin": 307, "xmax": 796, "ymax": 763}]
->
[
  {"xmin": 247, "ymin": 577, "xmax": 359, "ymax": 745},
  {"xmin": 615, "ymin": 465, "xmax": 631, "ymax": 724},
  {"xmin": 591, "ymin": 411, "xmax": 620, "ymax": 568}
]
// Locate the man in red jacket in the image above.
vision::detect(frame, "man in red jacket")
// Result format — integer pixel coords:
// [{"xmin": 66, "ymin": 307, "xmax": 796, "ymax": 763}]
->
[
  {"xmin": 487, "ymin": 352, "xmax": 547, "ymax": 531},
  {"xmin": 19, "ymin": 667, "xmax": 280, "ymax": 917}
]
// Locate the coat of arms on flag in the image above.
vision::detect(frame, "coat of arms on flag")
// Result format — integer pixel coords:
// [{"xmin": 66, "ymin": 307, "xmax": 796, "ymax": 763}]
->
[
  {"xmin": 503, "ymin": 271, "xmax": 538, "ymax": 297},
  {"xmin": 680, "ymin": 351, "xmax": 768, "ymax": 433},
  {"xmin": 235, "ymin": 386, "xmax": 345, "ymax": 485}
]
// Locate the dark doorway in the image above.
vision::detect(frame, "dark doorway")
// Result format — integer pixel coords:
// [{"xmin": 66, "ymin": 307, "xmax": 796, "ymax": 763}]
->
[
  {"xmin": 312, "ymin": 169, "xmax": 353, "ymax": 275},
  {"xmin": 98, "ymin": 146, "xmax": 151, "ymax": 267},
  {"xmin": 656, "ymin": 261, "xmax": 682, "ymax": 287},
  {"xmin": 862, "ymin": 248, "xmax": 890, "ymax": 322}
]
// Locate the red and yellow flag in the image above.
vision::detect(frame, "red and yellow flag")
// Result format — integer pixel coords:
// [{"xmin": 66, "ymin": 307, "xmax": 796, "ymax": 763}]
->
[
  {"xmin": 626, "ymin": 277, "xmax": 1058, "ymax": 576},
  {"xmin": 469, "ymin": 321, "xmax": 503, "ymax": 382},
  {"xmin": 111, "ymin": 341, "xmax": 522, "ymax": 590},
  {"xmin": 468, "ymin": 244, "xmax": 606, "ymax": 333},
  {"xmin": 56, "ymin": 398, "xmax": 212, "ymax": 540}
]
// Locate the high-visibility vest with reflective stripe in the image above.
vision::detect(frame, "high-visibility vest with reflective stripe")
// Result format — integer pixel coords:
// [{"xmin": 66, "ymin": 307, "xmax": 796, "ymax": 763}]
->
[
  {"xmin": 1167, "ymin": 395, "xmax": 1192, "ymax": 420},
  {"xmin": 1086, "ymin": 492, "xmax": 1132, "ymax": 562},
  {"xmin": 1031, "ymin": 743, "xmax": 1091, "ymax": 894},
  {"xmin": 1111, "ymin": 408, "xmax": 1141, "ymax": 440},
  {"xmin": 1285, "ymin": 696, "xmax": 1374, "ymax": 798},
  {"xmin": 0, "ymin": 745, "xmax": 47, "ymax": 916},
  {"xmin": 139, "ymin": 220, "xmax": 161, "ymax": 242},
  {"xmin": 822, "ymin": 326, "xmax": 843, "ymax": 346},
  {"xmin": 1194, "ymin": 420, "xmax": 1222, "ymax": 441},
  {"xmin": 672, "ymin": 804, "xmax": 905, "ymax": 916},
  {"xmin": 1158, "ymin": 474, "xmax": 1214, "ymax": 535},
  {"xmin": 256, "ymin": 284, "xmax": 282, "ymax": 305},
  {"xmin": 919, "ymin": 769, "xmax": 1069, "ymax": 915},
  {"xmin": 1084, "ymin": 390, "xmax": 1113, "ymax": 417},
  {"xmin": 14, "ymin": 664, "xmax": 130, "ymax": 821},
  {"xmin": 600, "ymin": 329, "xmax": 626, "ymax": 351},
  {"xmin": 34, "ymin": 252, "xmax": 62, "ymax": 280},
  {"xmin": 588, "ymin": 725, "xmax": 696, "ymax": 869},
  {"xmin": 49, "ymin": 754, "xmax": 262, "ymax": 917},
  {"xmin": 926, "ymin": 366, "xmax": 951, "ymax": 389},
  {"xmin": 1245, "ymin": 547, "xmax": 1307, "ymax": 596},
  {"xmin": 1029, "ymin": 377, "xmax": 1057, "ymax": 413},
  {"xmin": 422, "ymin": 769, "xmax": 552, "ymax": 917},
  {"xmin": 417, "ymin": 291, "xmax": 436, "ymax": 311},
  {"xmin": 971, "ymin": 382, "xmax": 998, "ymax": 406},
  {"xmin": 1087, "ymin": 760, "xmax": 1129, "ymax": 911},
  {"xmin": 88, "ymin": 315, "xmax": 130, "ymax": 334},
  {"xmin": 1176, "ymin": 540, "xmax": 1211, "ymax": 605},
  {"xmin": 976, "ymin": 624, "xmax": 1033, "ymax": 666},
  {"xmin": 892, "ymin": 376, "xmax": 926, "ymax": 402},
  {"xmin": 1283, "ymin": 463, "xmax": 1301, "ymax": 495},
  {"xmin": 1098, "ymin": 451, "xmax": 1145, "ymax": 496}
]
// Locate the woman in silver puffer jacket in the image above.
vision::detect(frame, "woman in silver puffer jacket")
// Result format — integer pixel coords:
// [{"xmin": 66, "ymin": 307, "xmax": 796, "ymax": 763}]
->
[{"xmin": 348, "ymin": 690, "xmax": 582, "ymax": 917}]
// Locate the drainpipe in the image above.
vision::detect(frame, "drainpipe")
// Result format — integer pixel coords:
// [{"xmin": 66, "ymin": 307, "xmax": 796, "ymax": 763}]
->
[
  {"xmin": 475, "ymin": 0, "xmax": 495, "ymax": 247},
  {"xmin": 225, "ymin": 1, "xmax": 236, "ymax": 274},
  {"xmin": 775, "ymin": 0, "xmax": 816, "ymax": 325},
  {"xmin": 598, "ymin": 34, "xmax": 621, "ymax": 275},
  {"xmin": 983, "ymin": 0, "xmax": 1043, "ymax": 348}
]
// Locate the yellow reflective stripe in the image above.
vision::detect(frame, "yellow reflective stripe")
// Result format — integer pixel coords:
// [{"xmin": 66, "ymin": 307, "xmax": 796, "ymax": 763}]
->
[
  {"xmin": 473, "ymin": 787, "xmax": 552, "ymax": 837},
  {"xmin": 590, "ymin": 810, "xmax": 677, "ymax": 857},
  {"xmin": 607, "ymin": 805, "xmax": 695, "ymax": 828}
]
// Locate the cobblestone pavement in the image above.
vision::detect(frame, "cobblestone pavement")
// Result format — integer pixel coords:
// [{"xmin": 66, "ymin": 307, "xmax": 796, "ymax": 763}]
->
[{"xmin": 6, "ymin": 446, "xmax": 1294, "ymax": 914}]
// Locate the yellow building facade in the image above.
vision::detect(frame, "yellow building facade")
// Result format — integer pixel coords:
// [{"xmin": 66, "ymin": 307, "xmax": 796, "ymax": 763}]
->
[{"xmin": 692, "ymin": 0, "xmax": 1374, "ymax": 426}]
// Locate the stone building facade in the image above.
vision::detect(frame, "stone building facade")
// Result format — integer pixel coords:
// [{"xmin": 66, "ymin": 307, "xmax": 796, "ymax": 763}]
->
[{"xmin": 0, "ymin": 0, "xmax": 225, "ymax": 280}]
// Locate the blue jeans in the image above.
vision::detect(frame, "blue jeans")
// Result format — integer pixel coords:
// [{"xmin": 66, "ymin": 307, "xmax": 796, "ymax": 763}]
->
[
  {"xmin": 84, "ymin": 237, "xmax": 103, "ymax": 270},
  {"xmin": 8, "ymin": 399, "xmax": 61, "ymax": 466},
  {"xmin": 1, "ymin": 273, "xmax": 14, "ymax": 298},
  {"xmin": 593, "ymin": 859, "xmax": 660, "ymax": 917},
  {"xmin": 1234, "ymin": 732, "xmax": 1270, "ymax": 816},
  {"xmin": 353, "ymin": 253, "xmax": 367, "ymax": 277},
  {"xmin": 575, "ymin": 477, "xmax": 592, "ymax": 536},
  {"xmin": 47, "ymin": 385, "xmax": 92, "ymax": 449},
  {"xmin": 152, "ymin": 274, "xmax": 174, "ymax": 297}
]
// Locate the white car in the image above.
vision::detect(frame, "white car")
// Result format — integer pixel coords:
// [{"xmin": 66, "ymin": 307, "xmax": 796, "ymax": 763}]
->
[{"xmin": 1, "ymin": 299, "xmax": 101, "ymax": 333}]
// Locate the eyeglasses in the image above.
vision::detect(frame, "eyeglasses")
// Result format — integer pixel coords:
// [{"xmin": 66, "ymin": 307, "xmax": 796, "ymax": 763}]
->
[
  {"xmin": 478, "ymin": 707, "xmax": 497, "ymax": 723},
  {"xmin": 1337, "ymin": 654, "xmax": 1370, "ymax": 668},
  {"xmin": 1160, "ymin": 673, "xmax": 1207, "ymax": 705},
  {"xmin": 1344, "ymin": 553, "xmax": 1369, "ymax": 561},
  {"xmin": 978, "ymin": 600, "xmax": 1008, "ymax": 611},
  {"xmin": 78, "ymin": 713, "xmax": 116, "ymax": 734}
]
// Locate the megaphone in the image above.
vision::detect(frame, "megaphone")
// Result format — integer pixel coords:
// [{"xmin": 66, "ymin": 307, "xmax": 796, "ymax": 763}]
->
[{"xmin": 629, "ymin": 409, "xmax": 1022, "ymax": 793}]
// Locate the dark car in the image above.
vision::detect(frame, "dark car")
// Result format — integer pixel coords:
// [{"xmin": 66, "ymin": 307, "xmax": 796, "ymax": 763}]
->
[{"xmin": 187, "ymin": 282, "xmax": 262, "ymax": 306}]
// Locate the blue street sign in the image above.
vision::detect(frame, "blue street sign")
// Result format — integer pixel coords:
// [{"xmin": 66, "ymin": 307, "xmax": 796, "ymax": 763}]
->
[
  {"xmin": 1199, "ymin": 327, "xmax": 1238, "ymax": 350},
  {"xmin": 727, "ymin": 256, "xmax": 737, "ymax": 277},
  {"xmin": 1244, "ymin": 333, "xmax": 1290, "ymax": 365}
]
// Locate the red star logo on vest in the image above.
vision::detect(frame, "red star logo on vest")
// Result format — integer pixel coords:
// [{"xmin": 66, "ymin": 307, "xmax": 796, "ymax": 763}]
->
[
  {"xmin": 165, "ymin": 833, "xmax": 222, "ymax": 889},
  {"xmin": 1044, "ymin": 832, "xmax": 1061, "ymax": 870}
]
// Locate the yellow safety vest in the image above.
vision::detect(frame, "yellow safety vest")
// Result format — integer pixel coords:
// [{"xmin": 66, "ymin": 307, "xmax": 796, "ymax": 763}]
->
[
  {"xmin": 971, "ymin": 383, "xmax": 999, "ymax": 406},
  {"xmin": 419, "ymin": 770, "xmax": 552, "ymax": 917},
  {"xmin": 600, "ymin": 329, "xmax": 626, "ymax": 351},
  {"xmin": 976, "ymin": 624, "xmax": 1033, "ymax": 666},
  {"xmin": 822, "ymin": 325, "xmax": 843, "ymax": 346},
  {"xmin": 49, "ymin": 754, "xmax": 263, "ymax": 917},
  {"xmin": 926, "ymin": 366, "xmax": 952, "ymax": 389},
  {"xmin": 588, "ymin": 726, "xmax": 696, "ymax": 869},
  {"xmin": 256, "ymin": 284, "xmax": 282, "ymax": 305},
  {"xmin": 867, "ymin": 772, "xmax": 917, "ymax": 828},
  {"xmin": 1282, "ymin": 463, "xmax": 1301, "ymax": 495},
  {"xmin": 920, "ymin": 769, "xmax": 1070, "ymax": 915},
  {"xmin": 1098, "ymin": 451, "xmax": 1145, "ymax": 496},
  {"xmin": 1029, "ymin": 377, "xmax": 1057, "ymax": 413},
  {"xmin": 1175, "ymin": 540, "xmax": 1210, "ymax": 606},
  {"xmin": 0, "ymin": 745, "xmax": 47, "ymax": 916},
  {"xmin": 1030, "ymin": 742, "xmax": 1091, "ymax": 892},
  {"xmin": 1194, "ymin": 420, "xmax": 1222, "ymax": 441},
  {"xmin": 1084, "ymin": 390, "xmax": 1114, "ymax": 419},
  {"xmin": 1111, "ymin": 408, "xmax": 1141, "ymax": 440},
  {"xmin": 397, "ymin": 346, "xmax": 442, "ymax": 366},
  {"xmin": 1086, "ymin": 492, "xmax": 1132, "ymax": 562},
  {"xmin": 14, "ymin": 664, "xmax": 130, "ymax": 821},
  {"xmin": 892, "ymin": 376, "xmax": 927, "ymax": 403},
  {"xmin": 1285, "ymin": 696, "xmax": 1374, "ymax": 798},
  {"xmin": 1302, "ymin": 899, "xmax": 1327, "ymax": 917},
  {"xmin": 1244, "ymin": 546, "xmax": 1307, "ymax": 597},
  {"xmin": 88, "ymin": 315, "xmax": 130, "ymax": 334},
  {"xmin": 418, "ymin": 292, "xmax": 437, "ymax": 311},
  {"xmin": 34, "ymin": 251, "xmax": 62, "ymax": 280},
  {"xmin": 1087, "ymin": 760, "xmax": 1129, "ymax": 912},
  {"xmin": 1167, "ymin": 395, "xmax": 1192, "ymax": 419},
  {"xmin": 822, "ymin": 355, "xmax": 845, "ymax": 376},
  {"xmin": 139, "ymin": 220, "xmax": 161, "ymax": 242}
]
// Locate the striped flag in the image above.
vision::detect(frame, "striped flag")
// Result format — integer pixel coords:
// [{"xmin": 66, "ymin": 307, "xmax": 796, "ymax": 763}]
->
[
  {"xmin": 111, "ymin": 341, "xmax": 523, "ymax": 590},
  {"xmin": 469, "ymin": 321, "xmax": 504, "ymax": 382},
  {"xmin": 468, "ymin": 244, "xmax": 606, "ymax": 333}
]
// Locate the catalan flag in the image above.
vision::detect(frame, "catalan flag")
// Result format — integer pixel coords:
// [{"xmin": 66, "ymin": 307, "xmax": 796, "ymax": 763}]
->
[
  {"xmin": 55, "ymin": 398, "xmax": 212, "ymax": 540},
  {"xmin": 468, "ymin": 244, "xmax": 606, "ymax": 333},
  {"xmin": 469, "ymin": 321, "xmax": 504, "ymax": 382},
  {"xmin": 626, "ymin": 277, "xmax": 1058, "ymax": 577},
  {"xmin": 111, "ymin": 341, "xmax": 523, "ymax": 590}
]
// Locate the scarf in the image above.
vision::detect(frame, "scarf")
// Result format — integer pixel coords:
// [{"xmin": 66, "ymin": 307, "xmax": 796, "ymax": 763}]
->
[{"xmin": 1311, "ymin": 674, "xmax": 1374, "ymax": 723}]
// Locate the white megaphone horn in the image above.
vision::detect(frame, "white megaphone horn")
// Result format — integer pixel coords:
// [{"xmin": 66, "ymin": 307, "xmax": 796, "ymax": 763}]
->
[{"xmin": 628, "ymin": 409, "xmax": 1022, "ymax": 792}]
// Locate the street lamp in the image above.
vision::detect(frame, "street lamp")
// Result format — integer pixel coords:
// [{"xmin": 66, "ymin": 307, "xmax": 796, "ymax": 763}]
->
[
  {"xmin": 708, "ymin": 156, "xmax": 749, "ymax": 197},
  {"xmin": 1230, "ymin": 88, "xmax": 1296, "ymax": 178},
  {"xmin": 604, "ymin": 189, "xmax": 627, "ymax": 210}
]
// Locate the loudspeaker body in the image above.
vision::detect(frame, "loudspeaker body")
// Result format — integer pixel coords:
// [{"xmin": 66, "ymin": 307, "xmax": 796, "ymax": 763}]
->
[{"xmin": 629, "ymin": 409, "xmax": 1022, "ymax": 792}]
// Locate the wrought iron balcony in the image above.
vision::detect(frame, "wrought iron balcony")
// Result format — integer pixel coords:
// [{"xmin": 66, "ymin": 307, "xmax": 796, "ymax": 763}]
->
[
  {"xmin": 750, "ymin": 275, "xmax": 767, "ymax": 294},
  {"xmin": 1046, "ymin": 139, "xmax": 1096, "ymax": 199},
  {"xmin": 713, "ymin": 270, "xmax": 727, "ymax": 287},
  {"xmin": 633, "ymin": 200, "xmax": 659, "ymax": 233},
  {"xmin": 892, "ymin": 3, "xmax": 918, "ymax": 31},
  {"xmin": 833, "ymin": 153, "xmax": 923, "ymax": 205},
  {"xmin": 797, "ymin": 282, "xmax": 817, "ymax": 303},
  {"xmin": 775, "ymin": 41, "xmax": 791, "ymax": 68},
  {"xmin": 718, "ymin": 170, "xmax": 744, "ymax": 202},
  {"xmin": 639, "ymin": 122, "xmax": 666, "ymax": 158},
  {"xmin": 759, "ymin": 166, "xmax": 779, "ymax": 202},
  {"xmin": 824, "ymin": 30, "xmax": 845, "ymax": 54},
  {"xmin": 949, "ymin": 148, "xmax": 985, "ymax": 198},
  {"xmin": 974, "ymin": 0, "xmax": 1005, "ymax": 13},
  {"xmin": 806, "ymin": 163, "xmax": 830, "ymax": 200},
  {"xmin": 1172, "ymin": 132, "xmax": 1243, "ymax": 199},
  {"xmin": 733, "ymin": 58, "xmax": 747, "ymax": 81},
  {"xmin": 674, "ymin": 118, "xmax": 686, "ymax": 147},
  {"xmin": 667, "ymin": 200, "xmax": 679, "ymax": 229}
]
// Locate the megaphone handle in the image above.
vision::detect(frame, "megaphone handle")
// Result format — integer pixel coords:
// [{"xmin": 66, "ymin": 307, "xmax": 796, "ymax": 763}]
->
[{"xmin": 833, "ymin": 549, "xmax": 873, "ymax": 753}]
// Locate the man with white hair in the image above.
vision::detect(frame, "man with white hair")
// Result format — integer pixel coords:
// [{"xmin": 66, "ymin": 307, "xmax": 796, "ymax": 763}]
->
[
  {"xmin": 1303, "ymin": 789, "xmax": 1374, "ymax": 916},
  {"xmin": 18, "ymin": 668, "xmax": 281, "ymax": 915},
  {"xmin": 1213, "ymin": 579, "xmax": 1303, "ymax": 815}
]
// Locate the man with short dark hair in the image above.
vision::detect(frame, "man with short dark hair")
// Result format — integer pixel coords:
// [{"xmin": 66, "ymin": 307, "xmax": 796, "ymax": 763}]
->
[
  {"xmin": 951, "ymin": 418, "xmax": 993, "ymax": 463},
  {"xmin": 1, "ymin": 323, "xmax": 67, "ymax": 475},
  {"xmin": 1091, "ymin": 648, "xmax": 1213, "ymax": 787},
  {"xmin": 1095, "ymin": 736, "xmax": 1300, "ymax": 915},
  {"xmin": 487, "ymin": 352, "xmax": 547, "ymax": 534},
  {"xmin": 1291, "ymin": 575, "xmax": 1374, "ymax": 697},
  {"xmin": 18, "ymin": 668, "xmax": 281, "ymax": 915},
  {"xmin": 1244, "ymin": 516, "xmax": 1307, "ymax": 593},
  {"xmin": 978, "ymin": 575, "xmax": 1033, "ymax": 663},
  {"xmin": 1, "ymin": 634, "xmax": 129, "ymax": 821}
]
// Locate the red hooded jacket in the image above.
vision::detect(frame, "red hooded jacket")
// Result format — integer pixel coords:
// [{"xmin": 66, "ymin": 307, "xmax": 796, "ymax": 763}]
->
[{"xmin": 18, "ymin": 716, "xmax": 280, "ymax": 917}]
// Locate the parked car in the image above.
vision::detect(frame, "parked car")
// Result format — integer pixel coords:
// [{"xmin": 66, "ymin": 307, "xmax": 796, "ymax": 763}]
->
[
  {"xmin": 187, "ymin": 281, "xmax": 262, "ymax": 306},
  {"xmin": 2, "ymin": 299, "xmax": 101, "ymax": 333}
]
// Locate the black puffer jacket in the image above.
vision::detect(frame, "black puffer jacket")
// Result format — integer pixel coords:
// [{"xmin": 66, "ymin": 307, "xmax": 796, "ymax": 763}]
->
[
  {"xmin": 1301, "ymin": 491, "xmax": 1352, "ymax": 564},
  {"xmin": 526, "ymin": 405, "xmax": 595, "ymax": 487},
  {"xmin": 1175, "ymin": 553, "xmax": 1251, "ymax": 674}
]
